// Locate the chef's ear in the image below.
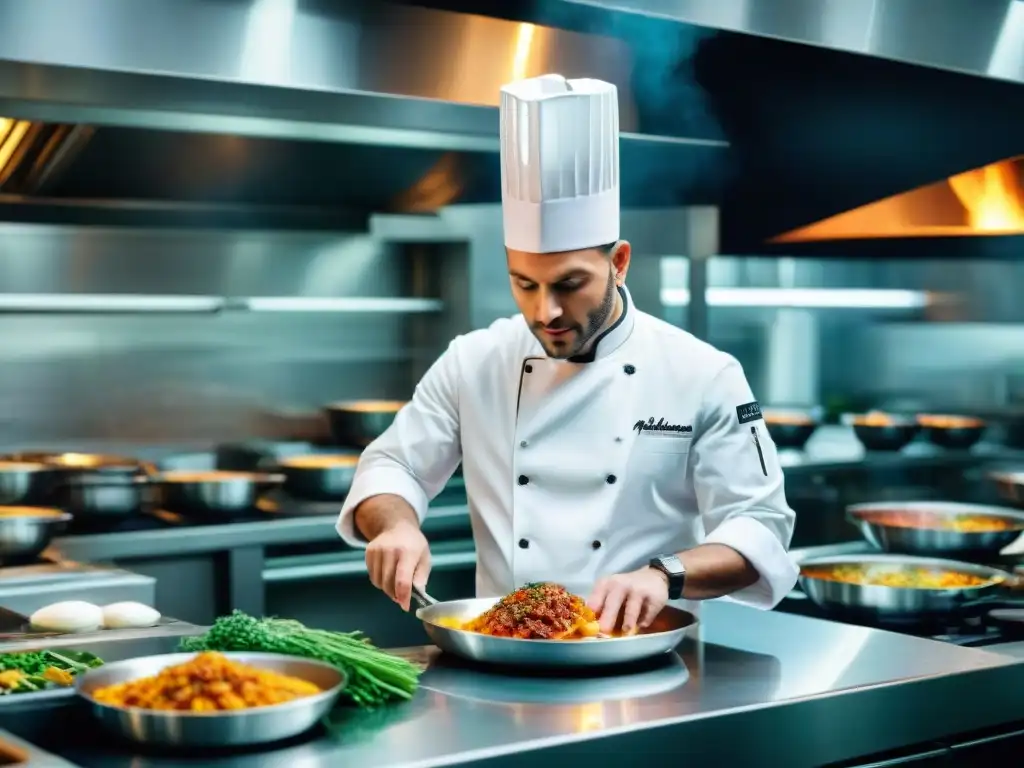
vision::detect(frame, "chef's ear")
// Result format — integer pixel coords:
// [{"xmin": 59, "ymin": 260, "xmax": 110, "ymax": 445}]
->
[{"xmin": 608, "ymin": 240, "xmax": 631, "ymax": 285}]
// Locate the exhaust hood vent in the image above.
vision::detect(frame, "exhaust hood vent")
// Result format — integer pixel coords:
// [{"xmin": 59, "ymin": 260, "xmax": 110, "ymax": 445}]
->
[
  {"xmin": 0, "ymin": 120, "xmax": 92, "ymax": 195},
  {"xmin": 772, "ymin": 156, "xmax": 1024, "ymax": 243}
]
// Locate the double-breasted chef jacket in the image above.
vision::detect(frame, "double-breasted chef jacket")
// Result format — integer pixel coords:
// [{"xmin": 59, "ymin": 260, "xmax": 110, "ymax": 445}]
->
[{"xmin": 338, "ymin": 285, "xmax": 799, "ymax": 614}]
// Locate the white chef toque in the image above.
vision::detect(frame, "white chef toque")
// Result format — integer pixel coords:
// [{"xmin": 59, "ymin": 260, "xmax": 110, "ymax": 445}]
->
[{"xmin": 499, "ymin": 74, "xmax": 620, "ymax": 254}]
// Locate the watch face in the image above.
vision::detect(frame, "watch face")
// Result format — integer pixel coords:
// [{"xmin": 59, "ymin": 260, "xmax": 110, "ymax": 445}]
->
[{"xmin": 658, "ymin": 555, "xmax": 684, "ymax": 575}]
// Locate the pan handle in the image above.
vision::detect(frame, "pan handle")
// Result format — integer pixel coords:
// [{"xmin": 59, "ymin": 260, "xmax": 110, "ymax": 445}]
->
[{"xmin": 412, "ymin": 584, "xmax": 438, "ymax": 609}]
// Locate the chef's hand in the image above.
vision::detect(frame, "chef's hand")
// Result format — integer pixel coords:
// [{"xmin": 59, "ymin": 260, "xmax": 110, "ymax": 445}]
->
[
  {"xmin": 365, "ymin": 520, "xmax": 431, "ymax": 612},
  {"xmin": 587, "ymin": 567, "xmax": 670, "ymax": 635}
]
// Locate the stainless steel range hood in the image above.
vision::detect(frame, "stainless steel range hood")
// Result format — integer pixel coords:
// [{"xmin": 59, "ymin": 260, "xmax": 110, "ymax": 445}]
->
[
  {"xmin": 562, "ymin": 0, "xmax": 1024, "ymax": 86},
  {"xmin": 0, "ymin": 0, "xmax": 728, "ymax": 229},
  {"xmin": 0, "ymin": 0, "xmax": 1021, "ymax": 258},
  {"xmin": 409, "ymin": 0, "xmax": 1024, "ymax": 258}
]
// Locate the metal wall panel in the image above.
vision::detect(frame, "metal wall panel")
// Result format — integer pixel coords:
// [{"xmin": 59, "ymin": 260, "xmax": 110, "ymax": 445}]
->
[{"xmin": 0, "ymin": 223, "xmax": 455, "ymax": 448}]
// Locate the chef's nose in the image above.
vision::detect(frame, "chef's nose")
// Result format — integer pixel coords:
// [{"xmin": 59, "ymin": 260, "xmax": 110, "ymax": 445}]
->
[{"xmin": 535, "ymin": 290, "xmax": 563, "ymax": 325}]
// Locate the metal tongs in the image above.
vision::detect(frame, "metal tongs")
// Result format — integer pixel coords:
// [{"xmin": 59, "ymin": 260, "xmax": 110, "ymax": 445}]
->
[{"xmin": 411, "ymin": 584, "xmax": 438, "ymax": 610}]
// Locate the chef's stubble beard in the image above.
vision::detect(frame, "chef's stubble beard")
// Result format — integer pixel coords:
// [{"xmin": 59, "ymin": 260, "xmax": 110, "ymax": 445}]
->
[{"xmin": 542, "ymin": 269, "xmax": 617, "ymax": 360}]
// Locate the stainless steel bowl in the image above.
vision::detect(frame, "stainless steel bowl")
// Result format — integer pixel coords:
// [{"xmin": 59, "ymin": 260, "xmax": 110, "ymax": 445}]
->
[
  {"xmin": 0, "ymin": 461, "xmax": 51, "ymax": 505},
  {"xmin": 848, "ymin": 501, "xmax": 1024, "ymax": 556},
  {"xmin": 990, "ymin": 470, "xmax": 1024, "ymax": 508},
  {"xmin": 0, "ymin": 507, "xmax": 72, "ymax": 560},
  {"xmin": 276, "ymin": 454, "xmax": 359, "ymax": 501},
  {"xmin": 153, "ymin": 471, "xmax": 284, "ymax": 517},
  {"xmin": 416, "ymin": 597, "xmax": 696, "ymax": 668},
  {"xmin": 324, "ymin": 400, "xmax": 405, "ymax": 448},
  {"xmin": 75, "ymin": 652, "xmax": 346, "ymax": 748}
]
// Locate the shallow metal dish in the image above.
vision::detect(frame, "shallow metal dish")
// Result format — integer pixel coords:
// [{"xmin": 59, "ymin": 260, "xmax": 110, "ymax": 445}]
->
[
  {"xmin": 798, "ymin": 553, "xmax": 1024, "ymax": 624},
  {"xmin": 75, "ymin": 652, "xmax": 346, "ymax": 748},
  {"xmin": 848, "ymin": 501, "xmax": 1024, "ymax": 556},
  {"xmin": 415, "ymin": 594, "xmax": 696, "ymax": 668},
  {"xmin": 0, "ymin": 507, "xmax": 71, "ymax": 561}
]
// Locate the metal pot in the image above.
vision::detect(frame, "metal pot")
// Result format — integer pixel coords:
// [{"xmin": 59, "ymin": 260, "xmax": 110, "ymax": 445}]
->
[
  {"xmin": 0, "ymin": 507, "xmax": 72, "ymax": 562},
  {"xmin": 152, "ymin": 470, "xmax": 284, "ymax": 518},
  {"xmin": 988, "ymin": 470, "xmax": 1024, "ymax": 508},
  {"xmin": 324, "ymin": 400, "xmax": 405, "ymax": 448},
  {"xmin": 842, "ymin": 413, "xmax": 920, "ymax": 451},
  {"xmin": 847, "ymin": 501, "xmax": 1024, "ymax": 557},
  {"xmin": 763, "ymin": 409, "xmax": 819, "ymax": 450},
  {"xmin": 0, "ymin": 461, "xmax": 53, "ymax": 505},
  {"xmin": 59, "ymin": 474, "xmax": 151, "ymax": 518},
  {"xmin": 276, "ymin": 453, "xmax": 359, "ymax": 501},
  {"xmin": 1, "ymin": 452, "xmax": 153, "ymax": 517},
  {"xmin": 798, "ymin": 553, "xmax": 1024, "ymax": 624},
  {"xmin": 916, "ymin": 414, "xmax": 986, "ymax": 450}
]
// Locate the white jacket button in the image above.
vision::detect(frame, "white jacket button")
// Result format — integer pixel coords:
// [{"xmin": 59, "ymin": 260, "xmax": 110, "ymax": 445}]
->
[
  {"xmin": 518, "ymin": 538, "xmax": 530, "ymax": 549},
  {"xmin": 520, "ymin": 440, "xmax": 528, "ymax": 448},
  {"xmin": 606, "ymin": 474, "xmax": 617, "ymax": 484},
  {"xmin": 518, "ymin": 475, "xmax": 529, "ymax": 485},
  {"xmin": 592, "ymin": 540, "xmax": 602, "ymax": 550},
  {"xmin": 623, "ymin": 364, "xmax": 636, "ymax": 375}
]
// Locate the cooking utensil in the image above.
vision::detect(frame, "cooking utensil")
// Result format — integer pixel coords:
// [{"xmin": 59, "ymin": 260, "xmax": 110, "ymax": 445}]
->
[
  {"xmin": 798, "ymin": 553, "xmax": 1024, "ymax": 624},
  {"xmin": 276, "ymin": 453, "xmax": 359, "ymax": 501},
  {"xmin": 1, "ymin": 452, "xmax": 154, "ymax": 517},
  {"xmin": 0, "ymin": 507, "xmax": 71, "ymax": 561},
  {"xmin": 842, "ymin": 413, "xmax": 920, "ymax": 451},
  {"xmin": 763, "ymin": 409, "xmax": 819, "ymax": 449},
  {"xmin": 848, "ymin": 501, "xmax": 1024, "ymax": 556},
  {"xmin": 411, "ymin": 586, "xmax": 696, "ymax": 668},
  {"xmin": 989, "ymin": 470, "xmax": 1024, "ymax": 508},
  {"xmin": 324, "ymin": 400, "xmax": 405, "ymax": 448},
  {"xmin": 916, "ymin": 414, "xmax": 986, "ymax": 450},
  {"xmin": 0, "ymin": 461, "xmax": 52, "ymax": 505},
  {"xmin": 152, "ymin": 470, "xmax": 284, "ymax": 518},
  {"xmin": 75, "ymin": 651, "xmax": 345, "ymax": 748}
]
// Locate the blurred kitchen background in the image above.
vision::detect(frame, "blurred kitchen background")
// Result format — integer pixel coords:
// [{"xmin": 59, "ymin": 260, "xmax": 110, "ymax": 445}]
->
[
  {"xmin": 1, "ymin": 0, "xmax": 1024, "ymax": 641},
  {"xmin": 0, "ymin": 0, "xmax": 1019, "ymax": 449}
]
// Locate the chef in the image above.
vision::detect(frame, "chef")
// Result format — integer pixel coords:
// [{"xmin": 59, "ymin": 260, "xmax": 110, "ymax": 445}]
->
[{"xmin": 337, "ymin": 73, "xmax": 798, "ymax": 633}]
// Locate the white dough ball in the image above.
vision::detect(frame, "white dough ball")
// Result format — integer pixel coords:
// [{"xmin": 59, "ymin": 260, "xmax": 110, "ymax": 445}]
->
[
  {"xmin": 30, "ymin": 601, "xmax": 103, "ymax": 633},
  {"xmin": 101, "ymin": 601, "xmax": 161, "ymax": 629}
]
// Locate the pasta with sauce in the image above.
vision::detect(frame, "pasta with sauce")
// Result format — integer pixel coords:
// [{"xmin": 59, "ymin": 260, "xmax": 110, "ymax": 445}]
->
[{"xmin": 440, "ymin": 583, "xmax": 604, "ymax": 640}]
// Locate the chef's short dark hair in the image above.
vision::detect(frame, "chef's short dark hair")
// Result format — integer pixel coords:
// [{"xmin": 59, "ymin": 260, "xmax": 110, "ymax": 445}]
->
[{"xmin": 597, "ymin": 241, "xmax": 619, "ymax": 257}]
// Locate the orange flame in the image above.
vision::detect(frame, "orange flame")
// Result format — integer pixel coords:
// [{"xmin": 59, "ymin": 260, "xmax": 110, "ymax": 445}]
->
[{"xmin": 772, "ymin": 156, "xmax": 1024, "ymax": 242}]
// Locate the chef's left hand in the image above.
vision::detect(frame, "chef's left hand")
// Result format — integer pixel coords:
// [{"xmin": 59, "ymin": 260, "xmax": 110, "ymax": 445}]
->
[{"xmin": 587, "ymin": 567, "xmax": 669, "ymax": 635}]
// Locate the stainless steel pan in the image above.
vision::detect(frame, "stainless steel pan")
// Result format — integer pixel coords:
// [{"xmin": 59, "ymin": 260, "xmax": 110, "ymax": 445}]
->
[
  {"xmin": 847, "ymin": 501, "xmax": 1024, "ymax": 556},
  {"xmin": 412, "ymin": 586, "xmax": 696, "ymax": 668},
  {"xmin": 799, "ymin": 553, "xmax": 1024, "ymax": 624}
]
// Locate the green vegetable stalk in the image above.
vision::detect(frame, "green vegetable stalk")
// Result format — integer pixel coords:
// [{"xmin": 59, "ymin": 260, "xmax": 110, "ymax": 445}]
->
[{"xmin": 179, "ymin": 611, "xmax": 421, "ymax": 708}]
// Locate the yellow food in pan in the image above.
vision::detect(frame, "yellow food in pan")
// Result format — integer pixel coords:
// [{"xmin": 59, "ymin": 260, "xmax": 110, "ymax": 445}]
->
[
  {"xmin": 91, "ymin": 652, "xmax": 320, "ymax": 712},
  {"xmin": 802, "ymin": 565, "xmax": 995, "ymax": 589},
  {"xmin": 861, "ymin": 510, "xmax": 1023, "ymax": 533}
]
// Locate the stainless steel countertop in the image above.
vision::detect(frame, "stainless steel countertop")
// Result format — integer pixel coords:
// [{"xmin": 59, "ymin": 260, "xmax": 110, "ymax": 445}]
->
[{"xmin": 41, "ymin": 601, "xmax": 1024, "ymax": 768}]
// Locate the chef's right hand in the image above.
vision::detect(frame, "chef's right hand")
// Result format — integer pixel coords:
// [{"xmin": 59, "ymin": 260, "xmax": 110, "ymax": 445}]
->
[{"xmin": 365, "ymin": 520, "xmax": 431, "ymax": 612}]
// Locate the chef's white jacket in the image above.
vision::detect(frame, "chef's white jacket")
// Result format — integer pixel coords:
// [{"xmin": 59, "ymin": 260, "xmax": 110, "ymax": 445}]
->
[{"xmin": 338, "ymin": 286, "xmax": 799, "ymax": 612}]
